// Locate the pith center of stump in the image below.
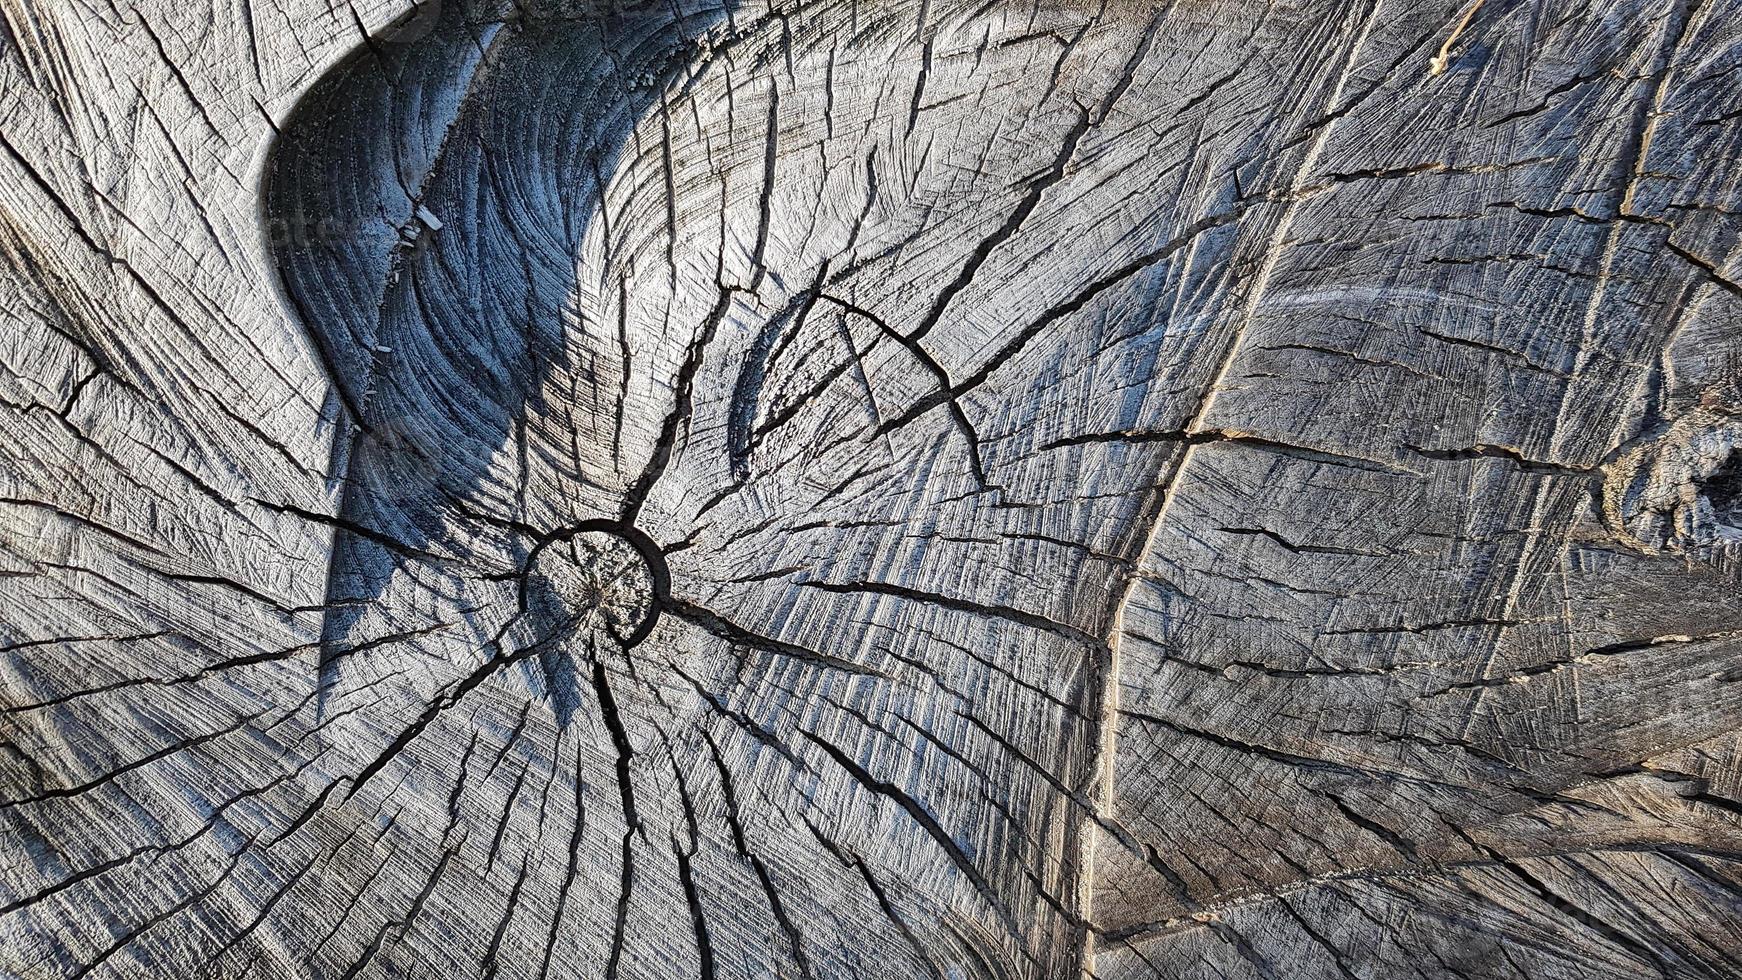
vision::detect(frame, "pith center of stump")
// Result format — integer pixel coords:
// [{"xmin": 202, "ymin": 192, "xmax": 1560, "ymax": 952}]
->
[{"xmin": 524, "ymin": 529, "xmax": 658, "ymax": 647}]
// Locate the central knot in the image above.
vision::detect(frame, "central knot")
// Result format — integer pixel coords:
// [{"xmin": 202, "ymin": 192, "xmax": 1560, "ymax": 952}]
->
[{"xmin": 521, "ymin": 525, "xmax": 664, "ymax": 649}]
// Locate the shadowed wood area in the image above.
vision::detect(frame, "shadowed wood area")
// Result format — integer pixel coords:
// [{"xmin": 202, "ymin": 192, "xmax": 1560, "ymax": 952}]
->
[{"xmin": 2, "ymin": 0, "xmax": 1742, "ymax": 977}]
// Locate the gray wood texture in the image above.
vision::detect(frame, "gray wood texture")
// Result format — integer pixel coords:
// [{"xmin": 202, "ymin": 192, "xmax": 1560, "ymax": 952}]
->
[{"xmin": 3, "ymin": 0, "xmax": 1742, "ymax": 977}]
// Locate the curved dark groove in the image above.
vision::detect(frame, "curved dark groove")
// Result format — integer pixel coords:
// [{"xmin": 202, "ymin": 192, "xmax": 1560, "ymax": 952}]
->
[
  {"xmin": 517, "ymin": 518, "xmax": 671, "ymax": 650},
  {"xmin": 264, "ymin": 0, "xmax": 738, "ymax": 715}
]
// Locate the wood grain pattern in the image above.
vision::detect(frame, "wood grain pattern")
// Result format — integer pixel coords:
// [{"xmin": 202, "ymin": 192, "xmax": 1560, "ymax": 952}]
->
[{"xmin": 2, "ymin": 0, "xmax": 1740, "ymax": 977}]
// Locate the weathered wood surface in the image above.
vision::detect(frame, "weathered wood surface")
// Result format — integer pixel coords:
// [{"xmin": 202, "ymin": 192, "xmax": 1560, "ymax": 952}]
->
[{"xmin": 3, "ymin": 0, "xmax": 1742, "ymax": 977}]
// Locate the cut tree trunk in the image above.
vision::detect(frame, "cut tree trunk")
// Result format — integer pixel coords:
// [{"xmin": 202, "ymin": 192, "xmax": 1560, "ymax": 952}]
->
[{"xmin": 3, "ymin": 0, "xmax": 1742, "ymax": 978}]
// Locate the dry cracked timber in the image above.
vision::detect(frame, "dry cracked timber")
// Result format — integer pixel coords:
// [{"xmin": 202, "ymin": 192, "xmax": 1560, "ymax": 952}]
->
[{"xmin": 4, "ymin": 0, "xmax": 1742, "ymax": 977}]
